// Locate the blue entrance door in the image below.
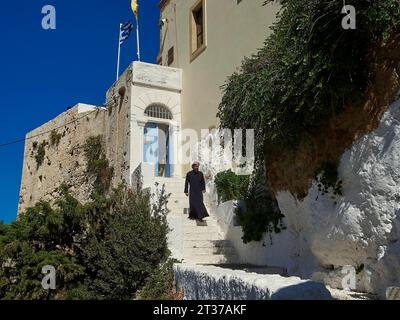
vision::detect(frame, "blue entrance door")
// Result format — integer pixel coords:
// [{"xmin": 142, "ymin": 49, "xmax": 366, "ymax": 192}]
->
[{"xmin": 143, "ymin": 123, "xmax": 171, "ymax": 177}]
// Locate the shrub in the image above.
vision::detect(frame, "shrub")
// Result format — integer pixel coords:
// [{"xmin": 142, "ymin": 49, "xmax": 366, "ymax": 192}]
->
[
  {"xmin": 217, "ymin": 0, "xmax": 400, "ymax": 198},
  {"xmin": 0, "ymin": 184, "xmax": 171, "ymax": 300},
  {"xmin": 235, "ymin": 167, "xmax": 285, "ymax": 244},
  {"xmin": 137, "ymin": 259, "xmax": 181, "ymax": 300},
  {"xmin": 214, "ymin": 170, "xmax": 250, "ymax": 204},
  {"xmin": 78, "ymin": 185, "xmax": 170, "ymax": 300}
]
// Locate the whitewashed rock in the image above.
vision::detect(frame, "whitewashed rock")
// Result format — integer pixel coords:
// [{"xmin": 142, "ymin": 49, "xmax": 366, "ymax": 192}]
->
[
  {"xmin": 275, "ymin": 99, "xmax": 400, "ymax": 298},
  {"xmin": 174, "ymin": 263, "xmax": 332, "ymax": 300}
]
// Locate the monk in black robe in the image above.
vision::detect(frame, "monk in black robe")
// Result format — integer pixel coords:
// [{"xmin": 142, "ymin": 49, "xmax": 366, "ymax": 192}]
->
[{"xmin": 184, "ymin": 161, "xmax": 209, "ymax": 221}]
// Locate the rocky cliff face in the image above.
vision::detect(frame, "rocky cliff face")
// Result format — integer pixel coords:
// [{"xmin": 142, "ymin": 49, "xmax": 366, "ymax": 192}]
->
[{"xmin": 276, "ymin": 98, "xmax": 400, "ymax": 297}]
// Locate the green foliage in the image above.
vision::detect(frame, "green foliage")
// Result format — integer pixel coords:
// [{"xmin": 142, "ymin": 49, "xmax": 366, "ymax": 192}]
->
[
  {"xmin": 151, "ymin": 182, "xmax": 172, "ymax": 219},
  {"xmin": 77, "ymin": 186, "xmax": 170, "ymax": 300},
  {"xmin": 366, "ymin": 0, "xmax": 400, "ymax": 40},
  {"xmin": 316, "ymin": 161, "xmax": 343, "ymax": 199},
  {"xmin": 138, "ymin": 259, "xmax": 179, "ymax": 300},
  {"xmin": 50, "ymin": 130, "xmax": 62, "ymax": 147},
  {"xmin": 214, "ymin": 170, "xmax": 250, "ymax": 204},
  {"xmin": 218, "ymin": 0, "xmax": 400, "ymax": 165},
  {"xmin": 0, "ymin": 191, "xmax": 85, "ymax": 299},
  {"xmin": 34, "ymin": 141, "xmax": 46, "ymax": 169},
  {"xmin": 236, "ymin": 167, "xmax": 285, "ymax": 244},
  {"xmin": 0, "ymin": 184, "xmax": 172, "ymax": 300},
  {"xmin": 84, "ymin": 135, "xmax": 114, "ymax": 195}
]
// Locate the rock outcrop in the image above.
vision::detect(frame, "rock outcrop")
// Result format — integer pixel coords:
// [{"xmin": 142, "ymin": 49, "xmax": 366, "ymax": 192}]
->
[{"xmin": 276, "ymin": 98, "xmax": 400, "ymax": 297}]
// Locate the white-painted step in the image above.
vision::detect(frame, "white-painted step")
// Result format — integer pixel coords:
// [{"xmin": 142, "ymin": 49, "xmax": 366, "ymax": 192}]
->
[
  {"xmin": 183, "ymin": 254, "xmax": 240, "ymax": 265},
  {"xmin": 183, "ymin": 219, "xmax": 219, "ymax": 227},
  {"xmin": 183, "ymin": 226, "xmax": 220, "ymax": 234},
  {"xmin": 183, "ymin": 240, "xmax": 233, "ymax": 248},
  {"xmin": 183, "ymin": 246, "xmax": 237, "ymax": 256}
]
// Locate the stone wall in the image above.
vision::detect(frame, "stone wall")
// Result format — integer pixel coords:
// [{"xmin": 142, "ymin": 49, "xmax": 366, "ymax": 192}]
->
[
  {"xmin": 18, "ymin": 104, "xmax": 106, "ymax": 216},
  {"xmin": 18, "ymin": 67, "xmax": 133, "ymax": 217}
]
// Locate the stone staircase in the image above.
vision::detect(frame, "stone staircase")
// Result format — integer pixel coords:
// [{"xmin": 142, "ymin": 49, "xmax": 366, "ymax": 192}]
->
[{"xmin": 155, "ymin": 176, "xmax": 240, "ymax": 265}]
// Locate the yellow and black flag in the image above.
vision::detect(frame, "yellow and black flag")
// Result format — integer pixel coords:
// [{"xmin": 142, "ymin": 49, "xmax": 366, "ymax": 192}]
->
[
  {"xmin": 131, "ymin": 0, "xmax": 140, "ymax": 61},
  {"xmin": 131, "ymin": 0, "xmax": 138, "ymax": 21}
]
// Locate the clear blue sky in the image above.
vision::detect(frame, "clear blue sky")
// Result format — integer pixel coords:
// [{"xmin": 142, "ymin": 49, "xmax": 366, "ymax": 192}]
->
[{"xmin": 0, "ymin": 0, "xmax": 160, "ymax": 223}]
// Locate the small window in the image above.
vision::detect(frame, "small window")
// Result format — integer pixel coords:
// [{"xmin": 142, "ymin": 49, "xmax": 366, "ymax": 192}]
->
[
  {"xmin": 190, "ymin": 0, "xmax": 206, "ymax": 61},
  {"xmin": 168, "ymin": 47, "xmax": 174, "ymax": 66},
  {"xmin": 145, "ymin": 104, "xmax": 172, "ymax": 120}
]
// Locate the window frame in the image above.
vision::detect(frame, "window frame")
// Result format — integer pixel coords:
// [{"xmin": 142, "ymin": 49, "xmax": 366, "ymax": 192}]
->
[
  {"xmin": 189, "ymin": 0, "xmax": 207, "ymax": 62},
  {"xmin": 144, "ymin": 104, "xmax": 173, "ymax": 120}
]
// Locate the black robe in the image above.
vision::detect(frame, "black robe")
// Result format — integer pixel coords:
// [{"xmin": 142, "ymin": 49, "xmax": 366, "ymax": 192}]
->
[{"xmin": 184, "ymin": 170, "xmax": 209, "ymax": 220}]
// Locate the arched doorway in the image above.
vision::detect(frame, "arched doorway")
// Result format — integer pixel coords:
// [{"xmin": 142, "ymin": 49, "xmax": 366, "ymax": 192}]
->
[{"xmin": 143, "ymin": 104, "xmax": 173, "ymax": 177}]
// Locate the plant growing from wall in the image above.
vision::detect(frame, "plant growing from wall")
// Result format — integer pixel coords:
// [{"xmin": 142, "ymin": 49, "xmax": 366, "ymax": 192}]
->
[
  {"xmin": 214, "ymin": 170, "xmax": 250, "ymax": 204},
  {"xmin": 50, "ymin": 130, "xmax": 62, "ymax": 147},
  {"xmin": 34, "ymin": 141, "xmax": 46, "ymax": 169},
  {"xmin": 235, "ymin": 167, "xmax": 285, "ymax": 244},
  {"xmin": 83, "ymin": 135, "xmax": 114, "ymax": 195}
]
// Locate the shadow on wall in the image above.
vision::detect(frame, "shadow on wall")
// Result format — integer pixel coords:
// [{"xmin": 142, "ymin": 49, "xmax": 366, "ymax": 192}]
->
[
  {"xmin": 213, "ymin": 199, "xmax": 293, "ymax": 268},
  {"xmin": 270, "ymin": 281, "xmax": 332, "ymax": 300}
]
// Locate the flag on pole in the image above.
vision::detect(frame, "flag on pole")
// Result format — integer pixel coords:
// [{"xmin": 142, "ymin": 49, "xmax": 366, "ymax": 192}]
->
[
  {"xmin": 119, "ymin": 21, "xmax": 133, "ymax": 46},
  {"xmin": 131, "ymin": 0, "xmax": 138, "ymax": 21},
  {"xmin": 131, "ymin": 0, "xmax": 141, "ymax": 61}
]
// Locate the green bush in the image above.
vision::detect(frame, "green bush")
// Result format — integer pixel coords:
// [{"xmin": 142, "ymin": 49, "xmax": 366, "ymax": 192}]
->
[
  {"xmin": 236, "ymin": 167, "xmax": 285, "ymax": 244},
  {"xmin": 214, "ymin": 170, "xmax": 250, "ymax": 204},
  {"xmin": 0, "ymin": 184, "xmax": 172, "ymax": 300},
  {"xmin": 219, "ymin": 0, "xmax": 400, "ymax": 157},
  {"xmin": 137, "ymin": 259, "xmax": 179, "ymax": 300},
  {"xmin": 78, "ymin": 186, "xmax": 170, "ymax": 300}
]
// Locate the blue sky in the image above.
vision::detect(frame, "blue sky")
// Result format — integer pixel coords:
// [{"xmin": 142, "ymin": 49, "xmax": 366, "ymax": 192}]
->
[{"xmin": 0, "ymin": 0, "xmax": 160, "ymax": 223}]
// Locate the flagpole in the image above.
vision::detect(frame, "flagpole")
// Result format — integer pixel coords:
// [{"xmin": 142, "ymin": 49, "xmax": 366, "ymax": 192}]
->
[
  {"xmin": 116, "ymin": 23, "xmax": 122, "ymax": 81},
  {"xmin": 136, "ymin": 17, "xmax": 141, "ymax": 61}
]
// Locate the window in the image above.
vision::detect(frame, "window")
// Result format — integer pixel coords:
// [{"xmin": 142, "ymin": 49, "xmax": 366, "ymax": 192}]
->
[
  {"xmin": 193, "ymin": 8, "xmax": 203, "ymax": 48},
  {"xmin": 167, "ymin": 47, "xmax": 174, "ymax": 66},
  {"xmin": 190, "ymin": 0, "xmax": 206, "ymax": 61},
  {"xmin": 144, "ymin": 104, "xmax": 172, "ymax": 120}
]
